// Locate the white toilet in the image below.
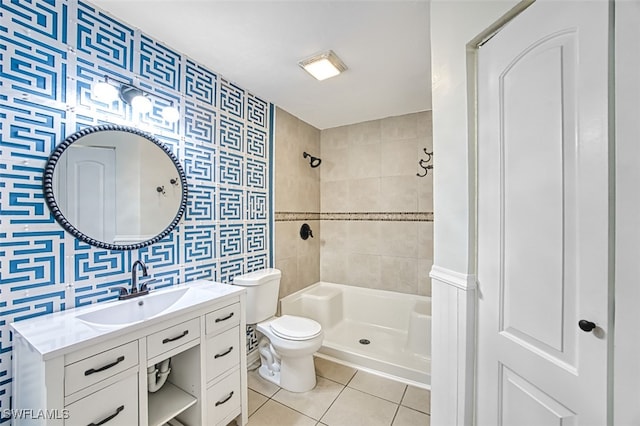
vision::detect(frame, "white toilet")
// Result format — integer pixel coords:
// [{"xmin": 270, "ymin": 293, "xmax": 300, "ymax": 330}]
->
[{"xmin": 233, "ymin": 268, "xmax": 323, "ymax": 393}]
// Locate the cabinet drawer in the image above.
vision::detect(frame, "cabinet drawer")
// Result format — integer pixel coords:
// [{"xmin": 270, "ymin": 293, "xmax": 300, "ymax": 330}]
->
[
  {"xmin": 205, "ymin": 303, "xmax": 240, "ymax": 335},
  {"xmin": 207, "ymin": 369, "xmax": 241, "ymax": 426},
  {"xmin": 206, "ymin": 326, "xmax": 240, "ymax": 382},
  {"xmin": 65, "ymin": 372, "xmax": 138, "ymax": 426},
  {"xmin": 147, "ymin": 318, "xmax": 200, "ymax": 359},
  {"xmin": 65, "ymin": 341, "xmax": 138, "ymax": 396}
]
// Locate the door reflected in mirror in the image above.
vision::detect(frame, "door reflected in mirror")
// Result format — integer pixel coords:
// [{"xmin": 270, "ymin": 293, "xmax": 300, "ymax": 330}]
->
[{"xmin": 44, "ymin": 125, "xmax": 188, "ymax": 251}]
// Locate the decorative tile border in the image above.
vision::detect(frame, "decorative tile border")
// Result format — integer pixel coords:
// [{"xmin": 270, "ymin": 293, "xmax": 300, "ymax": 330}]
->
[
  {"xmin": 275, "ymin": 212, "xmax": 434, "ymax": 222},
  {"xmin": 275, "ymin": 212, "xmax": 321, "ymax": 221}
]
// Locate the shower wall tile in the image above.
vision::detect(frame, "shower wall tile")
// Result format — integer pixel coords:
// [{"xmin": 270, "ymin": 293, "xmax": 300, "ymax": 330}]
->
[
  {"xmin": 347, "ymin": 253, "xmax": 381, "ymax": 289},
  {"xmin": 348, "ymin": 143, "xmax": 381, "ymax": 179},
  {"xmin": 381, "ymin": 138, "xmax": 419, "ymax": 177},
  {"xmin": 347, "ymin": 221, "xmax": 381, "ymax": 255},
  {"xmin": 347, "ymin": 120, "xmax": 381, "ymax": 146},
  {"xmin": 321, "ymin": 181, "xmax": 349, "ymax": 212},
  {"xmin": 418, "ymin": 259, "xmax": 434, "ymax": 296},
  {"xmin": 274, "ymin": 107, "xmax": 320, "ymax": 213},
  {"xmin": 381, "ymin": 112, "xmax": 419, "ymax": 141},
  {"xmin": 347, "ymin": 178, "xmax": 381, "ymax": 212},
  {"xmin": 418, "ymin": 174, "xmax": 434, "ymax": 212},
  {"xmin": 418, "ymin": 222, "xmax": 435, "ymax": 260},
  {"xmin": 274, "ymin": 108, "xmax": 320, "ymax": 298},
  {"xmin": 1, "ymin": 0, "xmax": 273, "ymax": 412},
  {"xmin": 417, "ymin": 111, "xmax": 433, "ymax": 146},
  {"xmin": 320, "ymin": 146, "xmax": 350, "ymax": 182},
  {"xmin": 380, "ymin": 256, "xmax": 419, "ymax": 294},
  {"xmin": 320, "ymin": 250, "xmax": 349, "ymax": 284},
  {"xmin": 321, "ymin": 125, "xmax": 349, "ymax": 150},
  {"xmin": 379, "ymin": 176, "xmax": 419, "ymax": 212},
  {"xmin": 276, "ymin": 256, "xmax": 298, "ymax": 302},
  {"xmin": 320, "ymin": 221, "xmax": 349, "ymax": 254},
  {"xmin": 298, "ymin": 253, "xmax": 320, "ymax": 291},
  {"xmin": 275, "ymin": 221, "xmax": 299, "ymax": 260},
  {"xmin": 379, "ymin": 222, "xmax": 419, "ymax": 258},
  {"xmin": 319, "ymin": 111, "xmax": 433, "ymax": 295}
]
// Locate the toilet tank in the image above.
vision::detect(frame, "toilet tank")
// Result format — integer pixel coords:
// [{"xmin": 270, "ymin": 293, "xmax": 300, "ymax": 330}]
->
[{"xmin": 232, "ymin": 268, "xmax": 281, "ymax": 324}]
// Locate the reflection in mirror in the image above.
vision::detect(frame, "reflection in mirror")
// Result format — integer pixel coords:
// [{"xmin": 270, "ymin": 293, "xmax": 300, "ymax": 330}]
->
[{"xmin": 44, "ymin": 125, "xmax": 188, "ymax": 251}]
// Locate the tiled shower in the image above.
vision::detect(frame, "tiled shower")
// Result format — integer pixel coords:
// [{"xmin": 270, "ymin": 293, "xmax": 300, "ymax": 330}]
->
[{"xmin": 274, "ymin": 111, "xmax": 433, "ymax": 299}]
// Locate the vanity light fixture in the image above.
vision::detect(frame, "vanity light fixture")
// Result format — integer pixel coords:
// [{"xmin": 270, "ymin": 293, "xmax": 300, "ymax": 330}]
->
[
  {"xmin": 91, "ymin": 75, "xmax": 180, "ymax": 123},
  {"xmin": 93, "ymin": 76, "xmax": 120, "ymax": 103},
  {"xmin": 298, "ymin": 50, "xmax": 347, "ymax": 81}
]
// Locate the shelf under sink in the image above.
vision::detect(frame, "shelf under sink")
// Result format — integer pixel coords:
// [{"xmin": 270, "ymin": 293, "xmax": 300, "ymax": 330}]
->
[{"xmin": 148, "ymin": 382, "xmax": 197, "ymax": 426}]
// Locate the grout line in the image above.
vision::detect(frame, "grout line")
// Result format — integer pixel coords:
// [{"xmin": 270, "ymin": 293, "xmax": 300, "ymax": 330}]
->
[
  {"xmin": 399, "ymin": 385, "xmax": 409, "ymax": 406},
  {"xmin": 317, "ymin": 379, "xmax": 348, "ymax": 423},
  {"xmin": 345, "ymin": 371, "xmax": 408, "ymax": 405},
  {"xmin": 390, "ymin": 403, "xmax": 401, "ymax": 426},
  {"xmin": 267, "ymin": 399, "xmax": 318, "ymax": 423}
]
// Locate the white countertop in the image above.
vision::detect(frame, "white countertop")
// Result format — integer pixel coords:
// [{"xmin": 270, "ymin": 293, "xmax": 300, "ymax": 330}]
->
[{"xmin": 10, "ymin": 280, "xmax": 244, "ymax": 360}]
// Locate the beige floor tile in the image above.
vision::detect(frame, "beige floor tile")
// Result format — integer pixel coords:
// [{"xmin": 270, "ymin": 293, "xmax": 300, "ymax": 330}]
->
[
  {"xmin": 347, "ymin": 370, "xmax": 407, "ymax": 403},
  {"xmin": 247, "ymin": 369, "xmax": 280, "ymax": 397},
  {"xmin": 272, "ymin": 376, "xmax": 344, "ymax": 420},
  {"xmin": 401, "ymin": 386, "xmax": 431, "ymax": 414},
  {"xmin": 314, "ymin": 357, "xmax": 357, "ymax": 385},
  {"xmin": 248, "ymin": 389, "xmax": 269, "ymax": 416},
  {"xmin": 392, "ymin": 406, "xmax": 430, "ymax": 426},
  {"xmin": 320, "ymin": 387, "xmax": 398, "ymax": 426},
  {"xmin": 248, "ymin": 400, "xmax": 317, "ymax": 426}
]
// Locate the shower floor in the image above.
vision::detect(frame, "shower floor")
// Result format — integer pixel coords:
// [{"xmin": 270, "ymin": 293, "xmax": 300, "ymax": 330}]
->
[{"xmin": 318, "ymin": 319, "xmax": 430, "ymax": 388}]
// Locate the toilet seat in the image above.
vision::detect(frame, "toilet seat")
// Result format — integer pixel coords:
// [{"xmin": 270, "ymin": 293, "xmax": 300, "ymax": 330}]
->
[{"xmin": 270, "ymin": 315, "xmax": 322, "ymax": 341}]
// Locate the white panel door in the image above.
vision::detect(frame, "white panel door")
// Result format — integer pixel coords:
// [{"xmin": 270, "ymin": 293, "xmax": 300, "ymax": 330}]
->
[
  {"xmin": 66, "ymin": 145, "xmax": 116, "ymax": 243},
  {"xmin": 476, "ymin": 1, "xmax": 610, "ymax": 425}
]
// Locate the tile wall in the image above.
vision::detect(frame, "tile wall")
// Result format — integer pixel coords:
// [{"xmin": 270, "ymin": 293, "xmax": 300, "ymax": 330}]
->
[
  {"xmin": 320, "ymin": 112, "xmax": 433, "ymax": 295},
  {"xmin": 273, "ymin": 108, "xmax": 321, "ymax": 300},
  {"xmin": 0, "ymin": 0, "xmax": 272, "ymax": 417}
]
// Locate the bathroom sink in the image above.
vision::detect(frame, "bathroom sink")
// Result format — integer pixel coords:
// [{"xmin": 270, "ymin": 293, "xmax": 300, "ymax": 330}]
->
[{"xmin": 77, "ymin": 287, "xmax": 192, "ymax": 327}]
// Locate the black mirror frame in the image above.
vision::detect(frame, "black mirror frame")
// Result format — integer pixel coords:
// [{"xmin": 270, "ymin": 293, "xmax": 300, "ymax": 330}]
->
[{"xmin": 43, "ymin": 124, "xmax": 188, "ymax": 251}]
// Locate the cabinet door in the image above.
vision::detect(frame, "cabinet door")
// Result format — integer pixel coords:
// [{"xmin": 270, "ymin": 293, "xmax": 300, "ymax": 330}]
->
[{"xmin": 65, "ymin": 373, "xmax": 138, "ymax": 426}]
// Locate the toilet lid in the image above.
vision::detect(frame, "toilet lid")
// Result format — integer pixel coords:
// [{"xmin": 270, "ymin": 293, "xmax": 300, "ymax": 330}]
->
[{"xmin": 270, "ymin": 315, "xmax": 322, "ymax": 341}]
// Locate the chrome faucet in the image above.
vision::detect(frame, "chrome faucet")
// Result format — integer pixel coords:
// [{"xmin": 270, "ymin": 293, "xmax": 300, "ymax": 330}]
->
[{"xmin": 113, "ymin": 260, "xmax": 154, "ymax": 300}]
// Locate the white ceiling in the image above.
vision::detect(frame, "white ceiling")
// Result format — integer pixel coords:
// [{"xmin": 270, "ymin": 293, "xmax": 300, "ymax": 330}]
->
[{"xmin": 92, "ymin": 1, "xmax": 431, "ymax": 130}]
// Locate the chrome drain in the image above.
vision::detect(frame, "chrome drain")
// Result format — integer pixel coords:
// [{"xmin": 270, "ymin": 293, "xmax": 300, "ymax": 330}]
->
[{"xmin": 359, "ymin": 339, "xmax": 371, "ymax": 345}]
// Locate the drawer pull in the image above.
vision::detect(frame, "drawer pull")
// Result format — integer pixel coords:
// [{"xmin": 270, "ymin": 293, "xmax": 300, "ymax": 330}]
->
[
  {"xmin": 215, "ymin": 312, "xmax": 234, "ymax": 323},
  {"xmin": 214, "ymin": 346, "xmax": 234, "ymax": 359},
  {"xmin": 162, "ymin": 330, "xmax": 189, "ymax": 344},
  {"xmin": 84, "ymin": 356, "xmax": 125, "ymax": 376},
  {"xmin": 215, "ymin": 391, "xmax": 234, "ymax": 407},
  {"xmin": 87, "ymin": 405, "xmax": 124, "ymax": 426}
]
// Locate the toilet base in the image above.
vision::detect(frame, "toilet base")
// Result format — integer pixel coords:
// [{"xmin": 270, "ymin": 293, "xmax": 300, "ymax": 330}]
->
[
  {"xmin": 258, "ymin": 354, "xmax": 317, "ymax": 393},
  {"xmin": 258, "ymin": 364, "xmax": 280, "ymax": 387}
]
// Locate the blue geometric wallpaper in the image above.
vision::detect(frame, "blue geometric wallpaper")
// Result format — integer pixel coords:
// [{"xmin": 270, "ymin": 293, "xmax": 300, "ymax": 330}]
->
[{"xmin": 0, "ymin": 0, "xmax": 273, "ymax": 417}]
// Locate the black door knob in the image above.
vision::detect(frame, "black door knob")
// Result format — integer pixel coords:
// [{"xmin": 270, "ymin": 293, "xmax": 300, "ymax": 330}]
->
[{"xmin": 578, "ymin": 319, "xmax": 596, "ymax": 332}]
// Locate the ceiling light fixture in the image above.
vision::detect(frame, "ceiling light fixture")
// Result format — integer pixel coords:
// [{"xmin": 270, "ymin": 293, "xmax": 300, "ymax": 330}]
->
[
  {"xmin": 91, "ymin": 76, "xmax": 180, "ymax": 123},
  {"xmin": 298, "ymin": 50, "xmax": 347, "ymax": 81}
]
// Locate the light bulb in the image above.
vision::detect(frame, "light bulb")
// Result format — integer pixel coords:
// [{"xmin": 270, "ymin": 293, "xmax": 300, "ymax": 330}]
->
[
  {"xmin": 131, "ymin": 94, "xmax": 152, "ymax": 113},
  {"xmin": 162, "ymin": 105, "xmax": 180, "ymax": 123},
  {"xmin": 93, "ymin": 81, "xmax": 118, "ymax": 102}
]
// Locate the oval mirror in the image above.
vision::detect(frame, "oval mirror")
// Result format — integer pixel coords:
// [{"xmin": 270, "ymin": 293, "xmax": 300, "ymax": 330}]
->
[{"xmin": 43, "ymin": 124, "xmax": 188, "ymax": 251}]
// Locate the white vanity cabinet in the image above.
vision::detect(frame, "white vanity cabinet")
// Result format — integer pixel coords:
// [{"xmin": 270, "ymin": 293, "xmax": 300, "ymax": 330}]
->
[{"xmin": 11, "ymin": 282, "xmax": 248, "ymax": 426}]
